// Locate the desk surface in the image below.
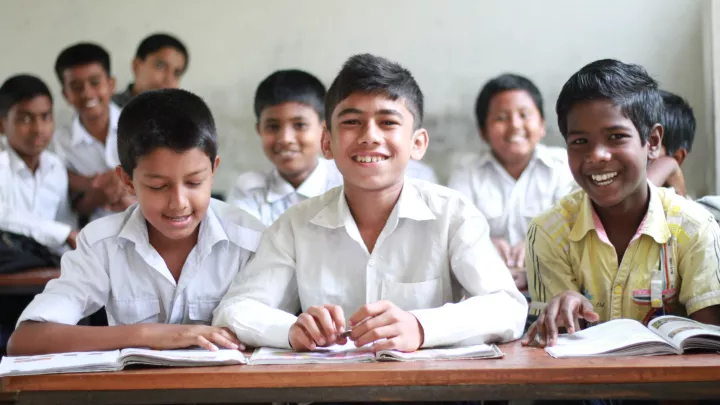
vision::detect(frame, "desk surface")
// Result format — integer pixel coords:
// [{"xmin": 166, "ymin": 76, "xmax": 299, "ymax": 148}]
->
[
  {"xmin": 2, "ymin": 342, "xmax": 720, "ymax": 404},
  {"xmin": 0, "ymin": 268, "xmax": 58, "ymax": 295}
]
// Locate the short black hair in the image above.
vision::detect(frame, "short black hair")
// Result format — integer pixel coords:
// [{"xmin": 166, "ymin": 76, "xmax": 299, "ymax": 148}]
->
[
  {"xmin": 54, "ymin": 42, "xmax": 111, "ymax": 85},
  {"xmin": 0, "ymin": 75, "xmax": 53, "ymax": 118},
  {"xmin": 474, "ymin": 74, "xmax": 544, "ymax": 130},
  {"xmin": 325, "ymin": 53, "xmax": 424, "ymax": 130},
  {"xmin": 117, "ymin": 89, "xmax": 217, "ymax": 176},
  {"xmin": 660, "ymin": 90, "xmax": 695, "ymax": 155},
  {"xmin": 135, "ymin": 33, "xmax": 189, "ymax": 72},
  {"xmin": 254, "ymin": 69, "xmax": 325, "ymax": 120},
  {"xmin": 556, "ymin": 59, "xmax": 662, "ymax": 145}
]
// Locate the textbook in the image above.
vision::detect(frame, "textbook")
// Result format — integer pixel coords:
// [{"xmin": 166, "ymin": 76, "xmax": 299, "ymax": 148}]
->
[
  {"xmin": 545, "ymin": 315, "xmax": 720, "ymax": 358},
  {"xmin": 249, "ymin": 342, "xmax": 504, "ymax": 365},
  {"xmin": 0, "ymin": 348, "xmax": 247, "ymax": 377}
]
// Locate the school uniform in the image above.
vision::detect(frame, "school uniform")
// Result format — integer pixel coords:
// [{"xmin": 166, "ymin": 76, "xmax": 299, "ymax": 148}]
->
[
  {"xmin": 227, "ymin": 158, "xmax": 343, "ymax": 226},
  {"xmin": 406, "ymin": 160, "xmax": 438, "ymax": 183},
  {"xmin": 17, "ymin": 199, "xmax": 265, "ymax": 327},
  {"xmin": 527, "ymin": 182, "xmax": 720, "ymax": 325},
  {"xmin": 448, "ymin": 144, "xmax": 575, "ymax": 246},
  {"xmin": 50, "ymin": 102, "xmax": 122, "ymax": 224},
  {"xmin": 213, "ymin": 178, "xmax": 528, "ymax": 349}
]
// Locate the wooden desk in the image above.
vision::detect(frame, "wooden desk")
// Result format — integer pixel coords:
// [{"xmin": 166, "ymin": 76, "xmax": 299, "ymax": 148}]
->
[
  {"xmin": 2, "ymin": 342, "xmax": 720, "ymax": 404},
  {"xmin": 0, "ymin": 268, "xmax": 58, "ymax": 295}
]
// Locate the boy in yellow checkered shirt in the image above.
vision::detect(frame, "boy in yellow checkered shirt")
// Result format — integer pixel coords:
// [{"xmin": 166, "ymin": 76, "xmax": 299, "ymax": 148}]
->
[{"xmin": 523, "ymin": 59, "xmax": 720, "ymax": 347}]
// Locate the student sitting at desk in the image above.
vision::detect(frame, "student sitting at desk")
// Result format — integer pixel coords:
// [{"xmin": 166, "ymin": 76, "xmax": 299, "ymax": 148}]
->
[
  {"xmin": 8, "ymin": 89, "xmax": 265, "ymax": 355},
  {"xmin": 448, "ymin": 74, "xmax": 574, "ymax": 290},
  {"xmin": 523, "ymin": 59, "xmax": 720, "ymax": 348},
  {"xmin": 213, "ymin": 53, "xmax": 527, "ymax": 354}
]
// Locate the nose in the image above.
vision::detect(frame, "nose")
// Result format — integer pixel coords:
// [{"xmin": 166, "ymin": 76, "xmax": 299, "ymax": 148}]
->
[
  {"xmin": 587, "ymin": 143, "xmax": 612, "ymax": 163},
  {"xmin": 510, "ymin": 113, "xmax": 523, "ymax": 129},
  {"xmin": 168, "ymin": 185, "xmax": 189, "ymax": 211},
  {"xmin": 277, "ymin": 124, "xmax": 296, "ymax": 146},
  {"xmin": 358, "ymin": 121, "xmax": 382, "ymax": 145}
]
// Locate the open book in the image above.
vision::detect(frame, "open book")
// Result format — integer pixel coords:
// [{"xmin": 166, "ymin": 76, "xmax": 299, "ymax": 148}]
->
[
  {"xmin": 0, "ymin": 348, "xmax": 247, "ymax": 377},
  {"xmin": 250, "ymin": 341, "xmax": 503, "ymax": 365},
  {"xmin": 545, "ymin": 315, "xmax": 720, "ymax": 358}
]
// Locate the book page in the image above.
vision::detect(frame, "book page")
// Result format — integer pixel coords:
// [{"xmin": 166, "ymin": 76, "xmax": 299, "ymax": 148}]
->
[
  {"xmin": 648, "ymin": 315, "xmax": 720, "ymax": 349},
  {"xmin": 545, "ymin": 319, "xmax": 671, "ymax": 358},
  {"xmin": 119, "ymin": 348, "xmax": 247, "ymax": 365},
  {"xmin": 377, "ymin": 344, "xmax": 503, "ymax": 361},
  {"xmin": 0, "ymin": 350, "xmax": 120, "ymax": 376},
  {"xmin": 249, "ymin": 341, "xmax": 376, "ymax": 364}
]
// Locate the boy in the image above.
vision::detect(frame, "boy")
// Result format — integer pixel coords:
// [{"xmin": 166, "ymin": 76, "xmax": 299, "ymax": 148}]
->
[
  {"xmin": 113, "ymin": 33, "xmax": 189, "ymax": 108},
  {"xmin": 523, "ymin": 59, "xmax": 720, "ymax": 348},
  {"xmin": 0, "ymin": 75, "xmax": 77, "ymax": 354},
  {"xmin": 448, "ymin": 74, "xmax": 574, "ymax": 289},
  {"xmin": 647, "ymin": 90, "xmax": 695, "ymax": 196},
  {"xmin": 51, "ymin": 42, "xmax": 132, "ymax": 226},
  {"xmin": 8, "ymin": 89, "xmax": 265, "ymax": 355},
  {"xmin": 227, "ymin": 69, "xmax": 343, "ymax": 226},
  {"xmin": 213, "ymin": 54, "xmax": 526, "ymax": 353}
]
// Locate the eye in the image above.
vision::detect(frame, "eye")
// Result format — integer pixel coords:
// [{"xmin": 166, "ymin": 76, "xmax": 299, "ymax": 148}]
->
[
  {"xmin": 90, "ymin": 78, "xmax": 101, "ymax": 87},
  {"xmin": 381, "ymin": 120, "xmax": 399, "ymax": 126},
  {"xmin": 186, "ymin": 181, "xmax": 203, "ymax": 188},
  {"xmin": 610, "ymin": 133, "xmax": 629, "ymax": 140},
  {"xmin": 147, "ymin": 185, "xmax": 166, "ymax": 191},
  {"xmin": 293, "ymin": 122, "xmax": 308, "ymax": 130},
  {"xmin": 264, "ymin": 123, "xmax": 280, "ymax": 132},
  {"xmin": 569, "ymin": 138, "xmax": 587, "ymax": 145},
  {"xmin": 155, "ymin": 61, "xmax": 167, "ymax": 69},
  {"xmin": 340, "ymin": 119, "xmax": 361, "ymax": 125}
]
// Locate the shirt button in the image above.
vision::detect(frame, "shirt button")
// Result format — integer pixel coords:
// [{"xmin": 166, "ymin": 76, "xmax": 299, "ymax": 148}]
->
[
  {"xmin": 614, "ymin": 285, "xmax": 622, "ymax": 295},
  {"xmin": 368, "ymin": 258, "xmax": 375, "ymax": 266}
]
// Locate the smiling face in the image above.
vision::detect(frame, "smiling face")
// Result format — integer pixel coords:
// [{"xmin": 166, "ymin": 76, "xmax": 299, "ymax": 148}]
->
[
  {"xmin": 321, "ymin": 92, "xmax": 428, "ymax": 194},
  {"xmin": 565, "ymin": 99, "xmax": 661, "ymax": 211},
  {"xmin": 61, "ymin": 63, "xmax": 116, "ymax": 124}
]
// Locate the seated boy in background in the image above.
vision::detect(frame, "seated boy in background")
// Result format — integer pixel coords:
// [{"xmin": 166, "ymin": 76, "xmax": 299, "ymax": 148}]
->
[
  {"xmin": 113, "ymin": 33, "xmax": 189, "ymax": 108},
  {"xmin": 0, "ymin": 75, "xmax": 77, "ymax": 354},
  {"xmin": 647, "ymin": 90, "xmax": 695, "ymax": 197},
  {"xmin": 523, "ymin": 59, "xmax": 720, "ymax": 348},
  {"xmin": 214, "ymin": 54, "xmax": 526, "ymax": 353},
  {"xmin": 448, "ymin": 74, "xmax": 574, "ymax": 289},
  {"xmin": 227, "ymin": 69, "xmax": 343, "ymax": 226},
  {"xmin": 51, "ymin": 42, "xmax": 132, "ymax": 225},
  {"xmin": 8, "ymin": 89, "xmax": 265, "ymax": 355}
]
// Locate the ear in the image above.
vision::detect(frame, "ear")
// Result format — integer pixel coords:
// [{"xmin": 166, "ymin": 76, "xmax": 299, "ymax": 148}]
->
[
  {"xmin": 115, "ymin": 166, "xmax": 136, "ymax": 196},
  {"xmin": 321, "ymin": 124, "xmax": 334, "ymax": 159},
  {"xmin": 0, "ymin": 118, "xmax": 6, "ymax": 135},
  {"xmin": 211, "ymin": 156, "xmax": 220, "ymax": 174},
  {"xmin": 478, "ymin": 127, "xmax": 489, "ymax": 142},
  {"xmin": 672, "ymin": 148, "xmax": 688, "ymax": 167},
  {"xmin": 538, "ymin": 117, "xmax": 547, "ymax": 140},
  {"xmin": 108, "ymin": 76, "xmax": 117, "ymax": 94},
  {"xmin": 409, "ymin": 128, "xmax": 429, "ymax": 161},
  {"xmin": 131, "ymin": 58, "xmax": 141, "ymax": 76},
  {"xmin": 255, "ymin": 121, "xmax": 261, "ymax": 135},
  {"xmin": 647, "ymin": 124, "xmax": 663, "ymax": 160}
]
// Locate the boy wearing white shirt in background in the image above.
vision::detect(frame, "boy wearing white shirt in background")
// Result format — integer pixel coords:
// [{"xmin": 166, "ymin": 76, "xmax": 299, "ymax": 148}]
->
[
  {"xmin": 9, "ymin": 89, "xmax": 265, "ymax": 356},
  {"xmin": 448, "ymin": 74, "xmax": 574, "ymax": 289},
  {"xmin": 214, "ymin": 54, "xmax": 526, "ymax": 355}
]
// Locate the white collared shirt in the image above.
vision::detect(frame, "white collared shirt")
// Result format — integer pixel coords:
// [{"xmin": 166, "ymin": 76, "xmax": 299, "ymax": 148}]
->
[
  {"xmin": 0, "ymin": 144, "xmax": 73, "ymax": 249},
  {"xmin": 448, "ymin": 144, "xmax": 575, "ymax": 246},
  {"xmin": 213, "ymin": 179, "xmax": 527, "ymax": 349},
  {"xmin": 406, "ymin": 160, "xmax": 438, "ymax": 183},
  {"xmin": 227, "ymin": 158, "xmax": 343, "ymax": 226},
  {"xmin": 18, "ymin": 199, "xmax": 265, "ymax": 327}
]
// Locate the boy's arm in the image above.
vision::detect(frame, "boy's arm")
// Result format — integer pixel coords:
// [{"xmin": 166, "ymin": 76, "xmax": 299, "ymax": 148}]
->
[
  {"xmin": 677, "ymin": 216, "xmax": 720, "ymax": 325},
  {"xmin": 408, "ymin": 210, "xmax": 528, "ymax": 348},
  {"xmin": 647, "ymin": 157, "xmax": 686, "ymax": 196},
  {"xmin": 213, "ymin": 219, "xmax": 300, "ymax": 349},
  {"xmin": 0, "ymin": 186, "xmax": 73, "ymax": 248},
  {"xmin": 8, "ymin": 322, "xmax": 146, "ymax": 355}
]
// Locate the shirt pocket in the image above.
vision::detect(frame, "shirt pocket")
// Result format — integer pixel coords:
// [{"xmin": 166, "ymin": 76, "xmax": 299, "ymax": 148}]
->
[
  {"xmin": 380, "ymin": 278, "xmax": 444, "ymax": 311},
  {"xmin": 112, "ymin": 299, "xmax": 161, "ymax": 325},
  {"xmin": 188, "ymin": 299, "xmax": 221, "ymax": 325}
]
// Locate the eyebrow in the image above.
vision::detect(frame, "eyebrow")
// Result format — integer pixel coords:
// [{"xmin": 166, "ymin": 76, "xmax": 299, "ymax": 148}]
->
[
  {"xmin": 142, "ymin": 168, "xmax": 207, "ymax": 179},
  {"xmin": 336, "ymin": 108, "xmax": 404, "ymax": 119},
  {"xmin": 567, "ymin": 124, "xmax": 634, "ymax": 136}
]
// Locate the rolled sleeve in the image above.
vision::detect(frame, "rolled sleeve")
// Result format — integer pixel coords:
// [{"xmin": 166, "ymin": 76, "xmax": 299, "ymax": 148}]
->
[{"xmin": 678, "ymin": 218, "xmax": 720, "ymax": 315}]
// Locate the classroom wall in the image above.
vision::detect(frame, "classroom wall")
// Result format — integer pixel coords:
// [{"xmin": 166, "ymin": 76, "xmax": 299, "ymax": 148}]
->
[{"xmin": 0, "ymin": 0, "xmax": 714, "ymax": 196}]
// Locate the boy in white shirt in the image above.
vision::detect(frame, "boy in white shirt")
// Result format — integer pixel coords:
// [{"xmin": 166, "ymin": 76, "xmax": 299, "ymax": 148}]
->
[
  {"xmin": 213, "ymin": 54, "xmax": 526, "ymax": 354},
  {"xmin": 51, "ymin": 42, "xmax": 132, "ymax": 225},
  {"xmin": 227, "ymin": 69, "xmax": 343, "ymax": 226},
  {"xmin": 448, "ymin": 74, "xmax": 574, "ymax": 289},
  {"xmin": 9, "ymin": 89, "xmax": 265, "ymax": 355}
]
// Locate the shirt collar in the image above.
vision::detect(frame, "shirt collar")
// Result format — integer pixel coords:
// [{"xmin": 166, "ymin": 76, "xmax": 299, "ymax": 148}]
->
[
  {"xmin": 310, "ymin": 179, "xmax": 437, "ymax": 230},
  {"xmin": 266, "ymin": 159, "xmax": 331, "ymax": 203},
  {"xmin": 476, "ymin": 144, "xmax": 556, "ymax": 169},
  {"xmin": 569, "ymin": 181, "xmax": 671, "ymax": 244},
  {"xmin": 71, "ymin": 102, "xmax": 121, "ymax": 147},
  {"xmin": 4, "ymin": 146, "xmax": 57, "ymax": 176}
]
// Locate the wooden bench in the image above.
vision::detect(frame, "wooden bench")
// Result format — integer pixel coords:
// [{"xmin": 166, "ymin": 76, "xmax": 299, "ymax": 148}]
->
[{"xmin": 0, "ymin": 268, "xmax": 59, "ymax": 295}]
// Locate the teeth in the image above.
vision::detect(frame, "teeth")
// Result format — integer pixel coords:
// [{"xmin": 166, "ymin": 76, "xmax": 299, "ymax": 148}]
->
[
  {"xmin": 590, "ymin": 172, "xmax": 618, "ymax": 185},
  {"xmin": 353, "ymin": 155, "xmax": 388, "ymax": 163},
  {"xmin": 85, "ymin": 100, "xmax": 99, "ymax": 108},
  {"xmin": 277, "ymin": 150, "xmax": 297, "ymax": 156},
  {"xmin": 508, "ymin": 134, "xmax": 526, "ymax": 143},
  {"xmin": 166, "ymin": 215, "xmax": 189, "ymax": 221}
]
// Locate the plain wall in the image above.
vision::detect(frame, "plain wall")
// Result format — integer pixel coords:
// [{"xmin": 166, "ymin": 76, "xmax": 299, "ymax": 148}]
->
[{"xmin": 0, "ymin": 0, "xmax": 713, "ymax": 196}]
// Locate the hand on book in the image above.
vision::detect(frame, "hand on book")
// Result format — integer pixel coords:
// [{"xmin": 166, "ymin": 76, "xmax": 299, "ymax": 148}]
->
[
  {"xmin": 521, "ymin": 291, "xmax": 600, "ymax": 347},
  {"xmin": 289, "ymin": 304, "xmax": 348, "ymax": 351},
  {"xmin": 349, "ymin": 300, "xmax": 425, "ymax": 353},
  {"xmin": 141, "ymin": 324, "xmax": 245, "ymax": 352}
]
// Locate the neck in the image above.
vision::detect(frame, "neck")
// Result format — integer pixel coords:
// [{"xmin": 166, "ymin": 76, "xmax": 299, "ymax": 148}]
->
[
  {"xmin": 80, "ymin": 111, "xmax": 110, "ymax": 144},
  {"xmin": 14, "ymin": 148, "xmax": 41, "ymax": 173},
  {"xmin": 594, "ymin": 184, "xmax": 650, "ymax": 236},
  {"xmin": 130, "ymin": 83, "xmax": 141, "ymax": 97},
  {"xmin": 494, "ymin": 151, "xmax": 532, "ymax": 180},
  {"xmin": 281, "ymin": 160, "xmax": 319, "ymax": 189},
  {"xmin": 344, "ymin": 180, "xmax": 403, "ymax": 230}
]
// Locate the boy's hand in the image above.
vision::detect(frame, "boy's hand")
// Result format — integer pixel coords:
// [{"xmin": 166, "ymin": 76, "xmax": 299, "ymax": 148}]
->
[
  {"xmin": 105, "ymin": 194, "xmax": 136, "ymax": 212},
  {"xmin": 509, "ymin": 242, "xmax": 526, "ymax": 269},
  {"xmin": 648, "ymin": 156, "xmax": 686, "ymax": 196},
  {"xmin": 491, "ymin": 238, "xmax": 511, "ymax": 265},
  {"xmin": 289, "ymin": 304, "xmax": 346, "ymax": 351},
  {"xmin": 141, "ymin": 324, "xmax": 244, "ymax": 351},
  {"xmin": 92, "ymin": 170, "xmax": 125, "ymax": 204},
  {"xmin": 66, "ymin": 230, "xmax": 79, "ymax": 249},
  {"xmin": 522, "ymin": 291, "xmax": 600, "ymax": 347},
  {"xmin": 349, "ymin": 300, "xmax": 424, "ymax": 353},
  {"xmin": 511, "ymin": 269, "xmax": 528, "ymax": 290}
]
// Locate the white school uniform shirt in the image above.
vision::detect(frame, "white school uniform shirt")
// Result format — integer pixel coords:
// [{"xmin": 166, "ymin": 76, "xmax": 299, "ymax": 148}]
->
[
  {"xmin": 0, "ymin": 144, "xmax": 73, "ymax": 249},
  {"xmin": 17, "ymin": 199, "xmax": 265, "ymax": 328},
  {"xmin": 406, "ymin": 160, "xmax": 438, "ymax": 183},
  {"xmin": 213, "ymin": 178, "xmax": 528, "ymax": 349},
  {"xmin": 50, "ymin": 102, "xmax": 122, "ymax": 223},
  {"xmin": 447, "ymin": 144, "xmax": 575, "ymax": 246},
  {"xmin": 227, "ymin": 158, "xmax": 343, "ymax": 226}
]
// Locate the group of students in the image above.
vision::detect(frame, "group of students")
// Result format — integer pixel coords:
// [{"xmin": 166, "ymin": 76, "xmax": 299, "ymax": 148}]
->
[{"xmin": 0, "ymin": 31, "xmax": 719, "ymax": 367}]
